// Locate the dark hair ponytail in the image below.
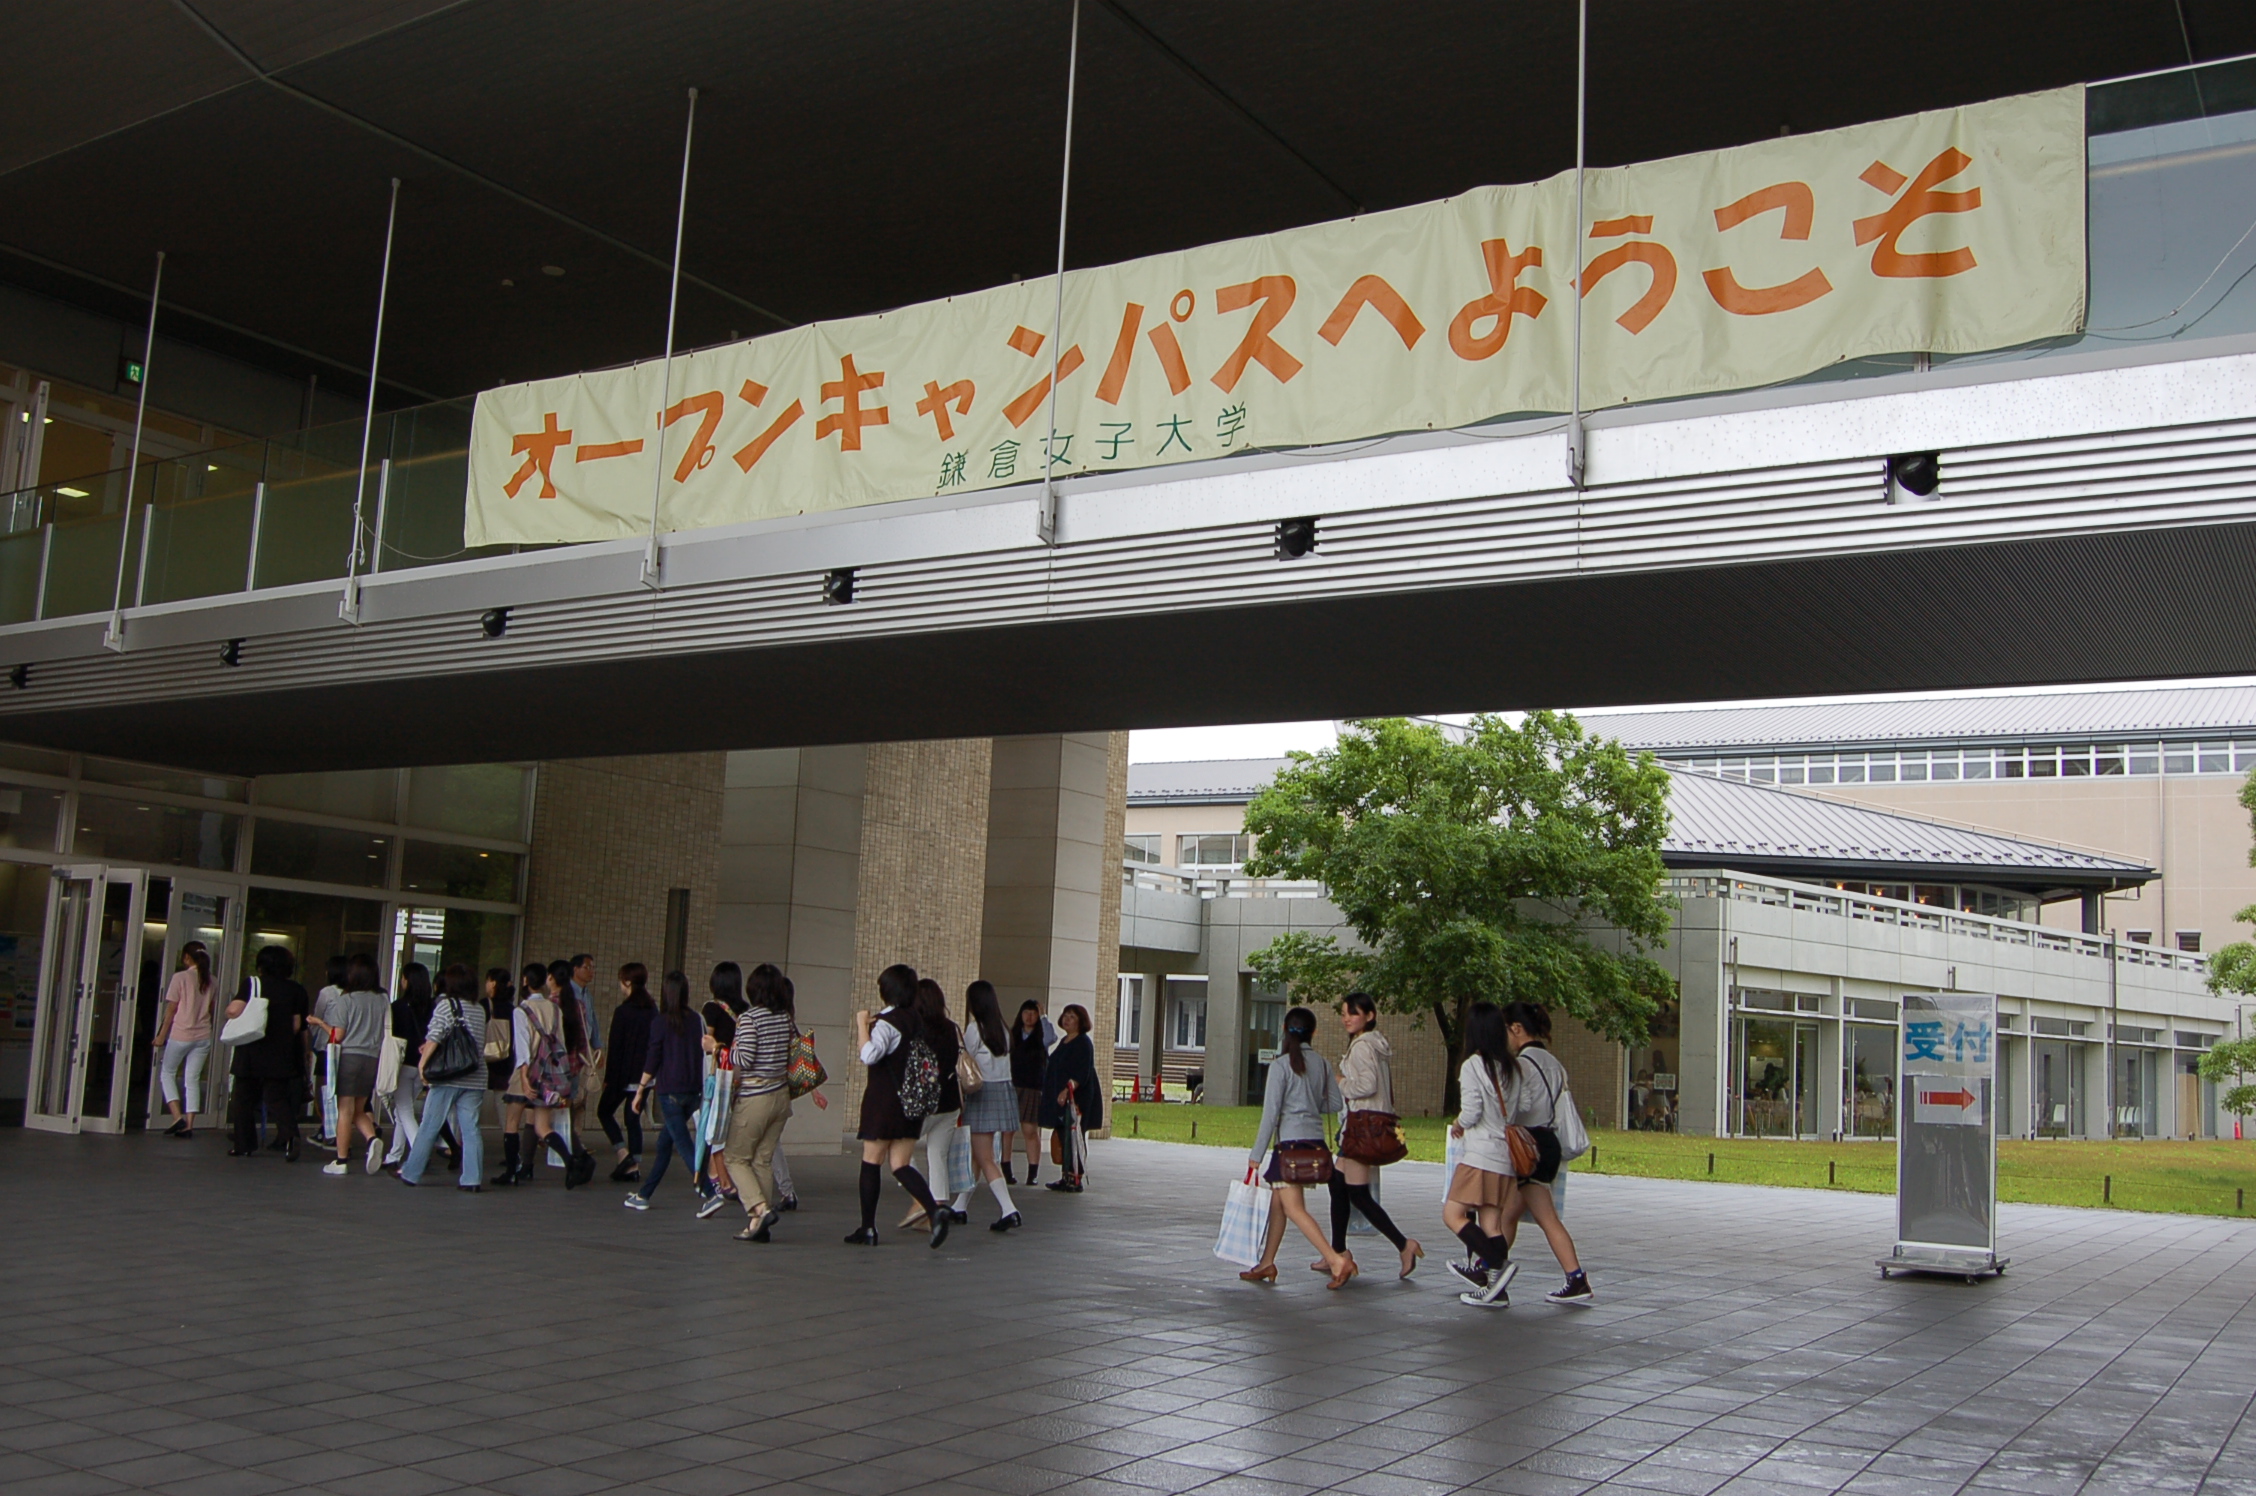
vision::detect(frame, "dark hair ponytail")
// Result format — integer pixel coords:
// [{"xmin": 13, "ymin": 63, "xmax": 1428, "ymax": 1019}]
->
[
  {"xmin": 1281, "ymin": 1005, "xmax": 1316, "ymax": 1076},
  {"xmin": 182, "ymin": 940, "xmax": 212, "ymax": 994}
]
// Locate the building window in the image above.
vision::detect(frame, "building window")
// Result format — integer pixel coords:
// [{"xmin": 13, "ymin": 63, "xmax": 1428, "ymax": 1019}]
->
[
  {"xmin": 2176, "ymin": 931, "xmax": 2201, "ymax": 953},
  {"xmin": 2128, "ymin": 930, "xmax": 2152, "ymax": 945},
  {"xmin": 1178, "ymin": 833, "xmax": 1251, "ymax": 868},
  {"xmin": 1165, "ymin": 978, "xmax": 1208, "ymax": 1049},
  {"xmin": 1116, "ymin": 975, "xmax": 1143, "ymax": 1047},
  {"xmin": 1123, "ymin": 834, "xmax": 1162, "ymax": 865}
]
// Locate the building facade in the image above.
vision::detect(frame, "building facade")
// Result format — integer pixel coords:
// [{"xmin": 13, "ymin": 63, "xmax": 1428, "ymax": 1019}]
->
[{"xmin": 1121, "ymin": 756, "xmax": 2232, "ymax": 1142}]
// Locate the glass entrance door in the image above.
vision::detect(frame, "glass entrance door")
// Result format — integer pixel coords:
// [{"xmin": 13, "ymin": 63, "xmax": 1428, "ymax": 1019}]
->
[
  {"xmin": 1735, "ymin": 1015, "xmax": 1819, "ymax": 1138},
  {"xmin": 139, "ymin": 881, "xmax": 239, "ymax": 1129},
  {"xmin": 26, "ymin": 866, "xmax": 147, "ymax": 1134}
]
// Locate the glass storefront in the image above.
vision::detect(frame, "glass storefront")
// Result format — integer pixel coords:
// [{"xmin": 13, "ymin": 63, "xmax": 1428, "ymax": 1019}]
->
[
  {"xmin": 1626, "ymin": 1000, "xmax": 1680, "ymax": 1131},
  {"xmin": 2032, "ymin": 1039, "xmax": 2083, "ymax": 1137},
  {"xmin": 1844, "ymin": 1023, "xmax": 1896, "ymax": 1138},
  {"xmin": 1734, "ymin": 1013, "xmax": 1818, "ymax": 1138},
  {"xmin": 2, "ymin": 751, "xmax": 529, "ymax": 1127},
  {"xmin": 2111, "ymin": 1046, "xmax": 2159, "ymax": 1138}
]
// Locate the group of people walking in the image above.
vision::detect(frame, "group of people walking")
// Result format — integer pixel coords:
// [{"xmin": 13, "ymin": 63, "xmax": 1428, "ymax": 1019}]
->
[
  {"xmin": 152, "ymin": 940, "xmax": 1108, "ymax": 1253},
  {"xmin": 1238, "ymin": 995, "xmax": 1591, "ymax": 1309}
]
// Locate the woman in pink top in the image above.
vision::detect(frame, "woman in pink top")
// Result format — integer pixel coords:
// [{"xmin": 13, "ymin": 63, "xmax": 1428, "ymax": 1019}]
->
[{"xmin": 156, "ymin": 941, "xmax": 217, "ymax": 1138}]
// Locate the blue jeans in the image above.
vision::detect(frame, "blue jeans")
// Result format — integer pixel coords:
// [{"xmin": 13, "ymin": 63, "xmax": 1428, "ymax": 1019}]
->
[
  {"xmin": 403, "ymin": 1084, "xmax": 485, "ymax": 1187},
  {"xmin": 639, "ymin": 1092, "xmax": 700, "ymax": 1197}
]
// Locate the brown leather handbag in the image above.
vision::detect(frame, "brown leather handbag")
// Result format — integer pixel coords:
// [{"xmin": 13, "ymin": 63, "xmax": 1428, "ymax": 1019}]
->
[
  {"xmin": 1274, "ymin": 1141, "xmax": 1335, "ymax": 1185},
  {"xmin": 1338, "ymin": 1109, "xmax": 1409, "ymax": 1166},
  {"xmin": 1505, "ymin": 1123, "xmax": 1541, "ymax": 1180}
]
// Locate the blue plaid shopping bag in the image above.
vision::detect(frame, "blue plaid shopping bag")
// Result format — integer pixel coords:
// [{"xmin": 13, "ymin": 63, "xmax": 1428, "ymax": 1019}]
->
[{"xmin": 1214, "ymin": 1167, "xmax": 1270, "ymax": 1268}]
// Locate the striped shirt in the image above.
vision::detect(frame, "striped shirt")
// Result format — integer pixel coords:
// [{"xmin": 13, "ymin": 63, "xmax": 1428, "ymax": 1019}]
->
[{"xmin": 732, "ymin": 1006, "xmax": 796, "ymax": 1098}]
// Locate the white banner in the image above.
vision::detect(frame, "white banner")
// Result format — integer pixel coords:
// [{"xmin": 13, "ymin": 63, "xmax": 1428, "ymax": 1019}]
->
[{"xmin": 467, "ymin": 86, "xmax": 2085, "ymax": 546}]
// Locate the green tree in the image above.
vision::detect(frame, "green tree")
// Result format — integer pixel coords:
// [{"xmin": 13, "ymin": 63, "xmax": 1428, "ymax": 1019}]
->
[
  {"xmin": 1244, "ymin": 930, "xmax": 1367, "ymax": 1014},
  {"xmin": 1243, "ymin": 713, "xmax": 1677, "ymax": 1110},
  {"xmin": 2198, "ymin": 771, "xmax": 2256, "ymax": 1124}
]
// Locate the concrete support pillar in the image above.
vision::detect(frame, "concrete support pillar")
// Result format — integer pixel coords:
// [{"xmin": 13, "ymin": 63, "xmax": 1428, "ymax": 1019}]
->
[
  {"xmin": 980, "ymin": 732, "xmax": 1115, "ymax": 1096},
  {"xmin": 714, "ymin": 746, "xmax": 866, "ymax": 1147}
]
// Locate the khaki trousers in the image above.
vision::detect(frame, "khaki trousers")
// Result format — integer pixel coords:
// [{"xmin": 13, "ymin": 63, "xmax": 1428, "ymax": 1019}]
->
[{"xmin": 724, "ymin": 1088, "xmax": 792, "ymax": 1213}]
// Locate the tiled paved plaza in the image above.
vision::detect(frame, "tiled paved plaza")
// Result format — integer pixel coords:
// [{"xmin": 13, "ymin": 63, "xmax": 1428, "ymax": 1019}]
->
[{"xmin": 2, "ymin": 1128, "xmax": 2252, "ymax": 1496}]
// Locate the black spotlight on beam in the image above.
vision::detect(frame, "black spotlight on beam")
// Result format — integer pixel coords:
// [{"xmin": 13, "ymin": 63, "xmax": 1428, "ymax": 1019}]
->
[
  {"xmin": 480, "ymin": 607, "xmax": 510, "ymax": 638},
  {"xmin": 219, "ymin": 639, "xmax": 242, "ymax": 668},
  {"xmin": 7, "ymin": 664, "xmax": 26, "ymax": 690},
  {"xmin": 1275, "ymin": 516, "xmax": 1318, "ymax": 560},
  {"xmin": 822, "ymin": 567, "xmax": 857, "ymax": 605},
  {"xmin": 1886, "ymin": 451, "xmax": 1941, "ymax": 501}
]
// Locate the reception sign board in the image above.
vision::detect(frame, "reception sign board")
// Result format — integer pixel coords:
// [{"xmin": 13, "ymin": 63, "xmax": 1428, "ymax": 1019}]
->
[
  {"xmin": 466, "ymin": 86, "xmax": 2085, "ymax": 546},
  {"xmin": 1883, "ymin": 991, "xmax": 2006, "ymax": 1281}
]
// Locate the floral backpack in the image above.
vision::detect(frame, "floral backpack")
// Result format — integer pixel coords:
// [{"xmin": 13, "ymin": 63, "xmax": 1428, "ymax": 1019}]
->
[
  {"xmin": 521, "ymin": 1000, "xmax": 572, "ymax": 1107},
  {"xmin": 898, "ymin": 1032, "xmax": 942, "ymax": 1120}
]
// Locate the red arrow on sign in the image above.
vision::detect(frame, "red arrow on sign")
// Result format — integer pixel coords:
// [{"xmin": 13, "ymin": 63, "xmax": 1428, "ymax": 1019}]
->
[{"xmin": 1921, "ymin": 1088, "xmax": 1976, "ymax": 1108}]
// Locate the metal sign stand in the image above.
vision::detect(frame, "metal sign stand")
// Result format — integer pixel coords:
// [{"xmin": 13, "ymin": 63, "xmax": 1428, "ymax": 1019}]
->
[{"xmin": 1880, "ymin": 991, "xmax": 2008, "ymax": 1283}]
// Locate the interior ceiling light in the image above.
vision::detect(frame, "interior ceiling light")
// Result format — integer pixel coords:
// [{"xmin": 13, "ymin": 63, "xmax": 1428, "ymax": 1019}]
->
[
  {"xmin": 541, "ymin": 264, "xmax": 566, "ymax": 277},
  {"xmin": 1275, "ymin": 516, "xmax": 1318, "ymax": 560},
  {"xmin": 57, "ymin": 486, "xmax": 88, "ymax": 499},
  {"xmin": 822, "ymin": 567, "xmax": 857, "ymax": 605}
]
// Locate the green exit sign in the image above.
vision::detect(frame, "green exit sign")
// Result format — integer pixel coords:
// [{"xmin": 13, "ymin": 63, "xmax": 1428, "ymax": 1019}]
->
[{"xmin": 117, "ymin": 354, "xmax": 144, "ymax": 387}]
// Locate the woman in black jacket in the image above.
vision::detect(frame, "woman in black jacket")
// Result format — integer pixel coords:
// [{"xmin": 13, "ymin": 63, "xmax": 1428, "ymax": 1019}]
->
[
  {"xmin": 225, "ymin": 945, "xmax": 310, "ymax": 1160},
  {"xmin": 1038, "ymin": 1004, "xmax": 1102, "ymax": 1193},
  {"xmin": 1006, "ymin": 1000, "xmax": 1053, "ymax": 1186},
  {"xmin": 600, "ymin": 969, "xmax": 656, "ymax": 1183}
]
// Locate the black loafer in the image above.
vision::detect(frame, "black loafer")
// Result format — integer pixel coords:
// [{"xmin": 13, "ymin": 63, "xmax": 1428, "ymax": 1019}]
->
[
  {"xmin": 990, "ymin": 1212, "xmax": 1023, "ymax": 1232},
  {"xmin": 843, "ymin": 1226, "xmax": 879, "ymax": 1246}
]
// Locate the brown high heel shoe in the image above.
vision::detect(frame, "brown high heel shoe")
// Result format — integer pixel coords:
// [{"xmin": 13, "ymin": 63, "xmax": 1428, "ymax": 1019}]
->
[
  {"xmin": 1399, "ymin": 1239, "xmax": 1426, "ymax": 1279},
  {"xmin": 1326, "ymin": 1252, "xmax": 1360, "ymax": 1290},
  {"xmin": 1238, "ymin": 1263, "xmax": 1279, "ymax": 1283}
]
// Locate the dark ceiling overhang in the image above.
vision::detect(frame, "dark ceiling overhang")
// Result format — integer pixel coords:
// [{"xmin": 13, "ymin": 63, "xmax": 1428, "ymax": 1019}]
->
[{"xmin": 6, "ymin": 2, "xmax": 2254, "ymax": 419}]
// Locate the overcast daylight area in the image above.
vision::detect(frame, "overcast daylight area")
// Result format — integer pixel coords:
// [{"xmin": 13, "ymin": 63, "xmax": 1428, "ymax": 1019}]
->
[{"xmin": 3, "ymin": 6, "xmax": 2256, "ymax": 1496}]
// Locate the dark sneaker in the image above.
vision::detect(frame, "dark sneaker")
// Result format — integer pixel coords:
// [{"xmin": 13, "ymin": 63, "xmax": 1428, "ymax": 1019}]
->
[
  {"xmin": 1447, "ymin": 1260, "xmax": 1489, "ymax": 1291},
  {"xmin": 1547, "ymin": 1275, "xmax": 1595, "ymax": 1305},
  {"xmin": 696, "ymin": 1192, "xmax": 729, "ymax": 1220},
  {"xmin": 1459, "ymin": 1288, "xmax": 1511, "ymax": 1309},
  {"xmin": 1474, "ymin": 1261, "xmax": 1519, "ymax": 1304}
]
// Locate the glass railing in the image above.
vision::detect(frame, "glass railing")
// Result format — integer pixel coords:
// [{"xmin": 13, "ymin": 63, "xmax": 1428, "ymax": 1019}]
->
[
  {"xmin": 4, "ymin": 57, "xmax": 2253, "ymax": 627},
  {"xmin": 0, "ymin": 399, "xmax": 489, "ymax": 623}
]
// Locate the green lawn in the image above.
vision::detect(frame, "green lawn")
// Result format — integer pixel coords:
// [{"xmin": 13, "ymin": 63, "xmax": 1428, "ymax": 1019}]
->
[{"xmin": 1109, "ymin": 1103, "xmax": 2256, "ymax": 1218}]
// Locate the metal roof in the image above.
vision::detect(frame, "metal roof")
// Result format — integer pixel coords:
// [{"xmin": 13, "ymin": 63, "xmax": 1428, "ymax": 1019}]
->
[
  {"xmin": 1128, "ymin": 757, "xmax": 1292, "ymax": 805},
  {"xmin": 1578, "ymin": 683, "xmax": 2256, "ymax": 753},
  {"xmin": 1660, "ymin": 769, "xmax": 2150, "ymax": 889},
  {"xmin": 1126, "ymin": 757, "xmax": 2151, "ymax": 891}
]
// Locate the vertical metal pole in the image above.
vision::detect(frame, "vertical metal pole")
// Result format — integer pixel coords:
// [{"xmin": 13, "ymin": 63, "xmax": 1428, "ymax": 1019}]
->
[
  {"xmin": 2106, "ymin": 930, "xmax": 2119, "ymax": 1137},
  {"xmin": 1037, "ymin": 0, "xmax": 1082, "ymax": 547},
  {"xmin": 641, "ymin": 87, "xmax": 699, "ymax": 591},
  {"xmin": 1565, "ymin": 0, "xmax": 1587, "ymax": 491},
  {"xmin": 132, "ymin": 501, "xmax": 154, "ymax": 607},
  {"xmin": 342, "ymin": 177, "xmax": 401, "ymax": 624},
  {"xmin": 33, "ymin": 521, "xmax": 52, "ymax": 620},
  {"xmin": 369, "ymin": 457, "xmax": 392, "ymax": 574},
  {"xmin": 245, "ymin": 480, "xmax": 265, "ymax": 590},
  {"xmin": 102, "ymin": 250, "xmax": 163, "ymax": 652}
]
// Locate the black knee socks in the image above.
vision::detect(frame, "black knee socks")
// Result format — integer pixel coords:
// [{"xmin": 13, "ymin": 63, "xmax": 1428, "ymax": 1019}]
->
[
  {"xmin": 894, "ymin": 1164, "xmax": 940, "ymax": 1217},
  {"xmin": 1455, "ymin": 1221, "xmax": 1508, "ymax": 1269},
  {"xmin": 516, "ymin": 1127, "xmax": 537, "ymax": 1175},
  {"xmin": 858, "ymin": 1161, "xmax": 882, "ymax": 1230},
  {"xmin": 542, "ymin": 1131, "xmax": 574, "ymax": 1166},
  {"xmin": 499, "ymin": 1133, "xmax": 520, "ymax": 1171},
  {"xmin": 1328, "ymin": 1177, "xmax": 1353, "ymax": 1251}
]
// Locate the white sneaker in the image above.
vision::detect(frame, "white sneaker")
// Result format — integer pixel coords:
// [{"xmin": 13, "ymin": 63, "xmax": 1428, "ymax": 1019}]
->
[
  {"xmin": 364, "ymin": 1138, "xmax": 383, "ymax": 1175},
  {"xmin": 321, "ymin": 1160, "xmax": 349, "ymax": 1176},
  {"xmin": 1470, "ymin": 1261, "xmax": 1518, "ymax": 1305},
  {"xmin": 622, "ymin": 1194, "xmax": 650, "ymax": 1211}
]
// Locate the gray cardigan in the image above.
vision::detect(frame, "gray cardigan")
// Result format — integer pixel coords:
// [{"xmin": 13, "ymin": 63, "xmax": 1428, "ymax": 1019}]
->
[{"xmin": 1249, "ymin": 1049, "xmax": 1343, "ymax": 1161}]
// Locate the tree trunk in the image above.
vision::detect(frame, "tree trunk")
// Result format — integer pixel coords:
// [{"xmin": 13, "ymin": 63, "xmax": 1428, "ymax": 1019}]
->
[{"xmin": 1433, "ymin": 998, "xmax": 1470, "ymax": 1116}]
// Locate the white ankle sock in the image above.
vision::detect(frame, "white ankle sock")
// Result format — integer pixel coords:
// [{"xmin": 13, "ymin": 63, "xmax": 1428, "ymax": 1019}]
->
[
  {"xmin": 951, "ymin": 1190, "xmax": 973, "ymax": 1211},
  {"xmin": 989, "ymin": 1178, "xmax": 1016, "ymax": 1216}
]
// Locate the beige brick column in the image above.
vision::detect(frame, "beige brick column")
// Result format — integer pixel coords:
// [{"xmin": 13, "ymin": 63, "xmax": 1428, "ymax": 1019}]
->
[
  {"xmin": 521, "ymin": 753, "xmax": 725, "ymax": 1043},
  {"xmin": 714, "ymin": 746, "xmax": 866, "ymax": 1150},
  {"xmin": 980, "ymin": 732, "xmax": 1114, "ymax": 1128}
]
